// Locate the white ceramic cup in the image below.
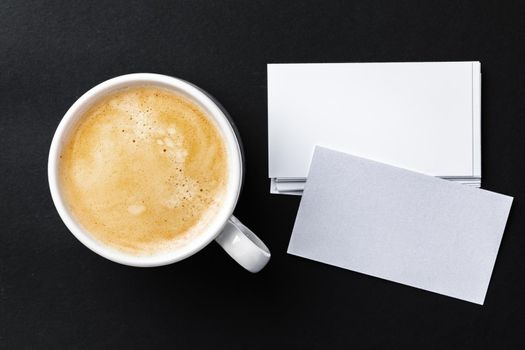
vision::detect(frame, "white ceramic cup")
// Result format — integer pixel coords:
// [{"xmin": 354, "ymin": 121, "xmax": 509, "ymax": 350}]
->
[{"xmin": 48, "ymin": 73, "xmax": 270, "ymax": 272}]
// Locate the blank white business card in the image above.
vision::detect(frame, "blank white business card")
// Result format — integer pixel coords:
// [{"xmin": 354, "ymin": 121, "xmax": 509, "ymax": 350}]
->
[{"xmin": 288, "ymin": 147, "xmax": 512, "ymax": 305}]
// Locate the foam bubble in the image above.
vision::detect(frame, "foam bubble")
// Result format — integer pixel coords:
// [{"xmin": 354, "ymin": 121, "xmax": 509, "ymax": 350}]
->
[
  {"xmin": 128, "ymin": 204, "xmax": 146, "ymax": 215},
  {"xmin": 163, "ymin": 137, "xmax": 175, "ymax": 148}
]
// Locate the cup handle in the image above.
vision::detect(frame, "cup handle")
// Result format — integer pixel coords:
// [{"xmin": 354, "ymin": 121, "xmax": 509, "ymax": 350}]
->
[{"xmin": 215, "ymin": 216, "xmax": 271, "ymax": 273}]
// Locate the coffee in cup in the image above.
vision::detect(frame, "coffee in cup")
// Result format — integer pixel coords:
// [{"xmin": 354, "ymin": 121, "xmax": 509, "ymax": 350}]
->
[{"xmin": 59, "ymin": 86, "xmax": 229, "ymax": 255}]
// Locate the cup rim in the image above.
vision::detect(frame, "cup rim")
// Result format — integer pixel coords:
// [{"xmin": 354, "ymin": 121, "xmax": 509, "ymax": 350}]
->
[{"xmin": 48, "ymin": 73, "xmax": 243, "ymax": 267}]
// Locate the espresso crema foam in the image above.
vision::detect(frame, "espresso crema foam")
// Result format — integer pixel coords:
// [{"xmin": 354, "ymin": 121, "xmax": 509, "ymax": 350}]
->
[{"xmin": 59, "ymin": 86, "xmax": 229, "ymax": 255}]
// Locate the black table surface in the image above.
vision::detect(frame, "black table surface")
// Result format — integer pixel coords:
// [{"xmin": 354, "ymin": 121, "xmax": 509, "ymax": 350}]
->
[{"xmin": 2, "ymin": 1, "xmax": 525, "ymax": 348}]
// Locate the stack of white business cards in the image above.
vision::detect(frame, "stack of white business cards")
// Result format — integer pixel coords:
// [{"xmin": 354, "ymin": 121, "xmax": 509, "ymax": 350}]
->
[{"xmin": 268, "ymin": 62, "xmax": 482, "ymax": 195}]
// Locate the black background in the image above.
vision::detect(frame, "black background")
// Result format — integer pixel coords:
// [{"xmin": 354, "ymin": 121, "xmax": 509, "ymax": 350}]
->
[{"xmin": 2, "ymin": 1, "xmax": 525, "ymax": 348}]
